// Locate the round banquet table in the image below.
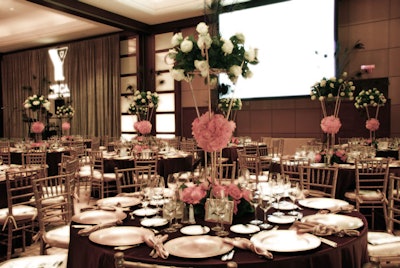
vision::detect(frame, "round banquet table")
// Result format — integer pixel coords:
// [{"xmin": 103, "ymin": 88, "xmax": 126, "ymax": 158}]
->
[{"xmin": 67, "ymin": 204, "xmax": 368, "ymax": 268}]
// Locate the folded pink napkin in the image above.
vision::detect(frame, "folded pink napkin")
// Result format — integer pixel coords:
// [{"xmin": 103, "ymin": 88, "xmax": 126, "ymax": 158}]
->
[
  {"xmin": 222, "ymin": 237, "xmax": 273, "ymax": 259},
  {"xmin": 318, "ymin": 204, "xmax": 355, "ymax": 214},
  {"xmin": 144, "ymin": 234, "xmax": 169, "ymax": 259},
  {"xmin": 290, "ymin": 220, "xmax": 359, "ymax": 237}
]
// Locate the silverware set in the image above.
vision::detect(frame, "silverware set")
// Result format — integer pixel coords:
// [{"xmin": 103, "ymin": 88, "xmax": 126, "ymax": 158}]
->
[{"xmin": 221, "ymin": 249, "xmax": 235, "ymax": 261}]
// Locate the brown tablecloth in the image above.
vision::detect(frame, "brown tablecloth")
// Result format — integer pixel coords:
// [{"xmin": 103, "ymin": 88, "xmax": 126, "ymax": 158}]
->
[{"xmin": 67, "ymin": 205, "xmax": 368, "ymax": 268}]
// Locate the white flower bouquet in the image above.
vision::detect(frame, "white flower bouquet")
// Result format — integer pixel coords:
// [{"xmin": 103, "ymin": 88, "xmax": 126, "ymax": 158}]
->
[
  {"xmin": 56, "ymin": 104, "xmax": 75, "ymax": 118},
  {"xmin": 23, "ymin": 94, "xmax": 50, "ymax": 112},
  {"xmin": 128, "ymin": 89, "xmax": 159, "ymax": 121}
]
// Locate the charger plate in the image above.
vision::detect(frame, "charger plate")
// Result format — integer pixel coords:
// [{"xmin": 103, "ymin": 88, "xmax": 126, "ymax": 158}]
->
[
  {"xmin": 164, "ymin": 235, "xmax": 233, "ymax": 258},
  {"xmin": 89, "ymin": 226, "xmax": 153, "ymax": 246},
  {"xmin": 301, "ymin": 214, "xmax": 363, "ymax": 230},
  {"xmin": 298, "ymin": 198, "xmax": 349, "ymax": 210},
  {"xmin": 96, "ymin": 196, "xmax": 141, "ymax": 208},
  {"xmin": 71, "ymin": 210, "xmax": 126, "ymax": 224},
  {"xmin": 251, "ymin": 230, "xmax": 321, "ymax": 252}
]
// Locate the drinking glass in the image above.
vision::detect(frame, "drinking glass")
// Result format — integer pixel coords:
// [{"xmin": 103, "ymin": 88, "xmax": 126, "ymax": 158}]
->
[
  {"xmin": 210, "ymin": 196, "xmax": 229, "ymax": 236},
  {"xmin": 249, "ymin": 186, "xmax": 262, "ymax": 225},
  {"xmin": 288, "ymin": 182, "xmax": 301, "ymax": 216},
  {"xmin": 259, "ymin": 195, "xmax": 275, "ymax": 229},
  {"xmin": 162, "ymin": 197, "xmax": 177, "ymax": 233},
  {"xmin": 271, "ymin": 176, "xmax": 285, "ymax": 217}
]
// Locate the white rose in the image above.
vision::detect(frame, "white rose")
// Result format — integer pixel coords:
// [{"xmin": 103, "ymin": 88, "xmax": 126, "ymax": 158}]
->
[
  {"xmin": 141, "ymin": 99, "xmax": 146, "ymax": 103},
  {"xmin": 311, "ymin": 95, "xmax": 316, "ymax": 100},
  {"xmin": 229, "ymin": 65, "xmax": 242, "ymax": 77},
  {"xmin": 171, "ymin": 32, "xmax": 183, "ymax": 46},
  {"xmin": 330, "ymin": 77, "xmax": 337, "ymax": 82},
  {"xmin": 221, "ymin": 38, "xmax": 234, "ymax": 55},
  {"xmin": 328, "ymin": 93, "xmax": 333, "ymax": 98},
  {"xmin": 196, "ymin": 22, "xmax": 209, "ymax": 35},
  {"xmin": 43, "ymin": 102, "xmax": 50, "ymax": 111},
  {"xmin": 194, "ymin": 60, "xmax": 209, "ymax": 73},
  {"xmin": 319, "ymin": 96, "xmax": 325, "ymax": 101},
  {"xmin": 24, "ymin": 103, "xmax": 31, "ymax": 109},
  {"xmin": 167, "ymin": 49, "xmax": 178, "ymax": 59},
  {"xmin": 180, "ymin": 38, "xmax": 193, "ymax": 53},
  {"xmin": 244, "ymin": 70, "xmax": 253, "ymax": 78},
  {"xmin": 197, "ymin": 34, "xmax": 212, "ymax": 50},
  {"xmin": 148, "ymin": 103, "xmax": 154, "ymax": 108},
  {"xmin": 245, "ymin": 47, "xmax": 256, "ymax": 62},
  {"xmin": 342, "ymin": 72, "xmax": 348, "ymax": 77},
  {"xmin": 235, "ymin": 33, "xmax": 245, "ymax": 44},
  {"xmin": 170, "ymin": 69, "xmax": 186, "ymax": 81},
  {"xmin": 320, "ymin": 80, "xmax": 326, "ymax": 87},
  {"xmin": 33, "ymin": 100, "xmax": 40, "ymax": 106}
]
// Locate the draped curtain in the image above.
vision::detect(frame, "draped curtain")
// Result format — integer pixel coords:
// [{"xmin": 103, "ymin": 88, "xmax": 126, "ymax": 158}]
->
[{"xmin": 1, "ymin": 34, "xmax": 121, "ymax": 139}]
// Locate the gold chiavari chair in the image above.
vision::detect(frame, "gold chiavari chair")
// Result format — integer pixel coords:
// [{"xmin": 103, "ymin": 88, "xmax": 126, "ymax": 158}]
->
[
  {"xmin": 344, "ymin": 158, "xmax": 390, "ymax": 230},
  {"xmin": 280, "ymin": 157, "xmax": 310, "ymax": 186},
  {"xmin": 114, "ymin": 166, "xmax": 152, "ymax": 194},
  {"xmin": 217, "ymin": 161, "xmax": 237, "ymax": 185},
  {"xmin": 300, "ymin": 165, "xmax": 339, "ymax": 198},
  {"xmin": 22, "ymin": 151, "xmax": 48, "ymax": 177},
  {"xmin": 0, "ymin": 169, "xmax": 40, "ymax": 259},
  {"xmin": 0, "ymin": 140, "xmax": 11, "ymax": 165},
  {"xmin": 367, "ymin": 174, "xmax": 400, "ymax": 266}
]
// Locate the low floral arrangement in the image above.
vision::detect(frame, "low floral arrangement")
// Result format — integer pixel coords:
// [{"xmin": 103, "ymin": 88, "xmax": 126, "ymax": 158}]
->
[
  {"xmin": 180, "ymin": 178, "xmax": 252, "ymax": 217},
  {"xmin": 31, "ymin": 121, "xmax": 45, "ymax": 133},
  {"xmin": 192, "ymin": 112, "xmax": 236, "ymax": 152},
  {"xmin": 128, "ymin": 89, "xmax": 159, "ymax": 120},
  {"xmin": 315, "ymin": 147, "xmax": 348, "ymax": 165},
  {"xmin": 167, "ymin": 22, "xmax": 258, "ymax": 83},
  {"xmin": 56, "ymin": 104, "xmax": 75, "ymax": 118},
  {"xmin": 24, "ymin": 95, "xmax": 50, "ymax": 112},
  {"xmin": 310, "ymin": 72, "xmax": 355, "ymax": 101},
  {"xmin": 218, "ymin": 98, "xmax": 242, "ymax": 112}
]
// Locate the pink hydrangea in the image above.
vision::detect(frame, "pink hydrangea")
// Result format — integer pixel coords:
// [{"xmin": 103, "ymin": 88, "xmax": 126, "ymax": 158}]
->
[
  {"xmin": 134, "ymin": 120, "xmax": 152, "ymax": 135},
  {"xmin": 192, "ymin": 112, "xmax": 236, "ymax": 152},
  {"xmin": 320, "ymin": 116, "xmax": 342, "ymax": 134},
  {"xmin": 31, "ymin": 121, "xmax": 45, "ymax": 133},
  {"xmin": 62, "ymin": 122, "xmax": 71, "ymax": 131},
  {"xmin": 366, "ymin": 118, "xmax": 380, "ymax": 131}
]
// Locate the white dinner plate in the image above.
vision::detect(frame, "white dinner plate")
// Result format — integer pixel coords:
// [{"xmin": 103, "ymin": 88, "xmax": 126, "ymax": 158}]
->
[
  {"xmin": 250, "ymin": 230, "xmax": 321, "ymax": 252},
  {"xmin": 132, "ymin": 208, "xmax": 158, "ymax": 217},
  {"xmin": 71, "ymin": 210, "xmax": 126, "ymax": 224},
  {"xmin": 96, "ymin": 196, "xmax": 141, "ymax": 208},
  {"xmin": 230, "ymin": 224, "xmax": 260, "ymax": 234},
  {"xmin": 140, "ymin": 217, "xmax": 168, "ymax": 227},
  {"xmin": 164, "ymin": 235, "xmax": 233, "ymax": 258},
  {"xmin": 298, "ymin": 198, "xmax": 349, "ymax": 210},
  {"xmin": 301, "ymin": 214, "xmax": 364, "ymax": 230},
  {"xmin": 180, "ymin": 225, "xmax": 210, "ymax": 235},
  {"xmin": 272, "ymin": 201, "xmax": 298, "ymax": 210},
  {"xmin": 0, "ymin": 254, "xmax": 67, "ymax": 268},
  {"xmin": 267, "ymin": 215, "xmax": 297, "ymax": 224},
  {"xmin": 89, "ymin": 226, "xmax": 153, "ymax": 246}
]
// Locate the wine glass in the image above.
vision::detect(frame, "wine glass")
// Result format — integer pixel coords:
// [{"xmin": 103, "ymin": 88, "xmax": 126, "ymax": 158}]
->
[
  {"xmin": 162, "ymin": 197, "xmax": 177, "ymax": 233},
  {"xmin": 259, "ymin": 195, "xmax": 275, "ymax": 230},
  {"xmin": 288, "ymin": 182, "xmax": 302, "ymax": 216},
  {"xmin": 210, "ymin": 196, "xmax": 229, "ymax": 236},
  {"xmin": 271, "ymin": 176, "xmax": 285, "ymax": 217},
  {"xmin": 249, "ymin": 185, "xmax": 262, "ymax": 225}
]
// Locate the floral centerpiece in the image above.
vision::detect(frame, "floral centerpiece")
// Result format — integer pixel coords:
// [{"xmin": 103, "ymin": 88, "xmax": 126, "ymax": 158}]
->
[
  {"xmin": 23, "ymin": 94, "xmax": 50, "ymax": 112},
  {"xmin": 167, "ymin": 22, "xmax": 257, "ymax": 182},
  {"xmin": 354, "ymin": 88, "xmax": 386, "ymax": 140},
  {"xmin": 315, "ymin": 146, "xmax": 348, "ymax": 165},
  {"xmin": 180, "ymin": 177, "xmax": 253, "ymax": 218},
  {"xmin": 128, "ymin": 89, "xmax": 159, "ymax": 121},
  {"xmin": 310, "ymin": 72, "xmax": 356, "ymax": 149},
  {"xmin": 56, "ymin": 104, "xmax": 75, "ymax": 118}
]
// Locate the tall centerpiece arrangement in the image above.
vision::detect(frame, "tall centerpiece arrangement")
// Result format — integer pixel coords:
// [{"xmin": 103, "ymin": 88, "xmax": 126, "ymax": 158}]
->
[
  {"xmin": 354, "ymin": 88, "xmax": 386, "ymax": 141},
  {"xmin": 56, "ymin": 104, "xmax": 75, "ymax": 135},
  {"xmin": 218, "ymin": 97, "xmax": 242, "ymax": 121},
  {"xmin": 310, "ymin": 72, "xmax": 356, "ymax": 149},
  {"xmin": 23, "ymin": 94, "xmax": 51, "ymax": 141},
  {"xmin": 167, "ymin": 22, "xmax": 258, "ymax": 182}
]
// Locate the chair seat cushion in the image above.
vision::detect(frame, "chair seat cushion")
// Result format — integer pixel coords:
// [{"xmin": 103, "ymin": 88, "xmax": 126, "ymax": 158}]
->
[
  {"xmin": 92, "ymin": 172, "xmax": 117, "ymax": 182},
  {"xmin": 345, "ymin": 190, "xmax": 384, "ymax": 201},
  {"xmin": 44, "ymin": 225, "xmax": 70, "ymax": 249},
  {"xmin": 0, "ymin": 205, "xmax": 37, "ymax": 224},
  {"xmin": 368, "ymin": 232, "xmax": 400, "ymax": 257}
]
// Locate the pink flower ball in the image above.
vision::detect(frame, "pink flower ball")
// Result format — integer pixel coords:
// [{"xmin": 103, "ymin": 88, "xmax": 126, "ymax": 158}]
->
[
  {"xmin": 320, "ymin": 116, "xmax": 342, "ymax": 134},
  {"xmin": 62, "ymin": 122, "xmax": 71, "ymax": 131},
  {"xmin": 366, "ymin": 118, "xmax": 380, "ymax": 131},
  {"xmin": 192, "ymin": 112, "xmax": 236, "ymax": 152},
  {"xmin": 134, "ymin": 120, "xmax": 152, "ymax": 135},
  {"xmin": 31, "ymin": 121, "xmax": 45, "ymax": 133}
]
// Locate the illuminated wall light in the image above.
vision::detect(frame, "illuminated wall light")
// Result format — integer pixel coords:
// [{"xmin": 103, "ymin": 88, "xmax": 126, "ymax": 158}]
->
[
  {"xmin": 48, "ymin": 47, "xmax": 70, "ymax": 99},
  {"xmin": 361, "ymin": 64, "xmax": 375, "ymax": 73}
]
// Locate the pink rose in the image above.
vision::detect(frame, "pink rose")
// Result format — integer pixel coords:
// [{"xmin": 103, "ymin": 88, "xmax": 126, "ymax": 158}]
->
[
  {"xmin": 134, "ymin": 120, "xmax": 152, "ymax": 135},
  {"xmin": 315, "ymin": 154, "xmax": 322, "ymax": 163},
  {"xmin": 181, "ymin": 186, "xmax": 207, "ymax": 204},
  {"xmin": 366, "ymin": 118, "xmax": 380, "ymax": 131},
  {"xmin": 226, "ymin": 183, "xmax": 242, "ymax": 200},
  {"xmin": 192, "ymin": 112, "xmax": 236, "ymax": 152},
  {"xmin": 210, "ymin": 184, "xmax": 226, "ymax": 199},
  {"xmin": 31, "ymin": 121, "xmax": 45, "ymax": 133},
  {"xmin": 320, "ymin": 116, "xmax": 342, "ymax": 134},
  {"xmin": 62, "ymin": 122, "xmax": 70, "ymax": 131}
]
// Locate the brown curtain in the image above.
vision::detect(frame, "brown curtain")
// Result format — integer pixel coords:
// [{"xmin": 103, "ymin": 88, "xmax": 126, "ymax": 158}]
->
[{"xmin": 1, "ymin": 34, "xmax": 121, "ymax": 139}]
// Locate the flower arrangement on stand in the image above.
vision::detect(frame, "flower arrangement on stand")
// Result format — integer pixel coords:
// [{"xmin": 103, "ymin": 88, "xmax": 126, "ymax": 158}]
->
[
  {"xmin": 354, "ymin": 88, "xmax": 386, "ymax": 142},
  {"xmin": 24, "ymin": 94, "xmax": 50, "ymax": 141},
  {"xmin": 218, "ymin": 98, "xmax": 242, "ymax": 121},
  {"xmin": 127, "ymin": 89, "xmax": 159, "ymax": 121},
  {"xmin": 310, "ymin": 72, "xmax": 356, "ymax": 149},
  {"xmin": 167, "ymin": 21, "xmax": 258, "ymax": 184},
  {"xmin": 56, "ymin": 104, "xmax": 75, "ymax": 136}
]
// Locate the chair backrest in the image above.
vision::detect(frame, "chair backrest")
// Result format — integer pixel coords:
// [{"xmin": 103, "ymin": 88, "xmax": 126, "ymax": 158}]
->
[
  {"xmin": 91, "ymin": 136, "xmax": 101, "ymax": 151},
  {"xmin": 280, "ymin": 157, "xmax": 310, "ymax": 185},
  {"xmin": 22, "ymin": 151, "xmax": 47, "ymax": 177},
  {"xmin": 237, "ymin": 151, "xmax": 260, "ymax": 183},
  {"xmin": 133, "ymin": 150, "xmax": 158, "ymax": 177},
  {"xmin": 179, "ymin": 138, "xmax": 196, "ymax": 152},
  {"xmin": 89, "ymin": 150, "xmax": 105, "ymax": 174},
  {"xmin": 217, "ymin": 161, "xmax": 237, "ymax": 183},
  {"xmin": 301, "ymin": 165, "xmax": 338, "ymax": 198},
  {"xmin": 6, "ymin": 169, "xmax": 40, "ymax": 211},
  {"xmin": 0, "ymin": 140, "xmax": 11, "ymax": 165},
  {"xmin": 270, "ymin": 138, "xmax": 284, "ymax": 157},
  {"xmin": 387, "ymin": 174, "xmax": 400, "ymax": 233},
  {"xmin": 354, "ymin": 158, "xmax": 389, "ymax": 195},
  {"xmin": 243, "ymin": 141, "xmax": 259, "ymax": 155},
  {"xmin": 31, "ymin": 172, "xmax": 74, "ymax": 231},
  {"xmin": 114, "ymin": 166, "xmax": 152, "ymax": 194}
]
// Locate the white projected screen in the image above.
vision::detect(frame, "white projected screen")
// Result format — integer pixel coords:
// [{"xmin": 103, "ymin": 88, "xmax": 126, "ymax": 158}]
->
[{"xmin": 219, "ymin": 0, "xmax": 336, "ymax": 99}]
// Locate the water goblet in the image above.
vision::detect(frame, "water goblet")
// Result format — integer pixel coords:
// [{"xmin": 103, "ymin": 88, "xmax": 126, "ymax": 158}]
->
[
  {"xmin": 249, "ymin": 187, "xmax": 263, "ymax": 225},
  {"xmin": 211, "ymin": 196, "xmax": 230, "ymax": 237},
  {"xmin": 162, "ymin": 197, "xmax": 177, "ymax": 233},
  {"xmin": 271, "ymin": 178, "xmax": 285, "ymax": 217},
  {"xmin": 288, "ymin": 182, "xmax": 301, "ymax": 216},
  {"xmin": 259, "ymin": 195, "xmax": 275, "ymax": 230},
  {"xmin": 209, "ymin": 197, "xmax": 223, "ymax": 232}
]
